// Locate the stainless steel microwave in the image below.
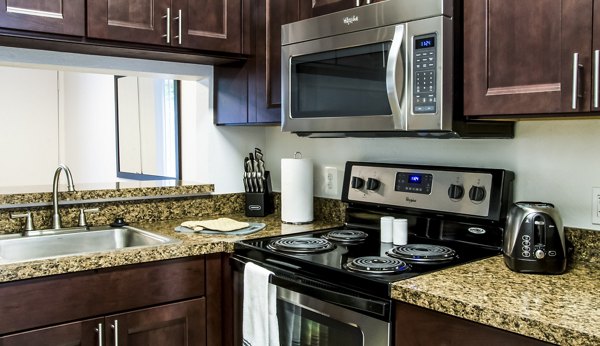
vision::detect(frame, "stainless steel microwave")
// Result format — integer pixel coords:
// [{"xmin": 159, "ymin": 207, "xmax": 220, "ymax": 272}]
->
[{"xmin": 281, "ymin": 0, "xmax": 513, "ymax": 138}]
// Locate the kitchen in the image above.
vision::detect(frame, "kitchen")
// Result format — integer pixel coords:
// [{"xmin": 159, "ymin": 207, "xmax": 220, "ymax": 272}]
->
[{"xmin": 0, "ymin": 0, "xmax": 598, "ymax": 345}]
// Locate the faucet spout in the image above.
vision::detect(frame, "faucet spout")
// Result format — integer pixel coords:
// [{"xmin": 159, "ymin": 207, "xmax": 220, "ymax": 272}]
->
[{"xmin": 52, "ymin": 164, "xmax": 76, "ymax": 229}]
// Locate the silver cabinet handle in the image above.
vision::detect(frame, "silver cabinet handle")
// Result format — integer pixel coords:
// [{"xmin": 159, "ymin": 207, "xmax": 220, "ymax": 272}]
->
[
  {"xmin": 173, "ymin": 9, "xmax": 182, "ymax": 45},
  {"xmin": 111, "ymin": 320, "xmax": 119, "ymax": 346},
  {"xmin": 162, "ymin": 8, "xmax": 171, "ymax": 44},
  {"xmin": 594, "ymin": 50, "xmax": 599, "ymax": 108},
  {"xmin": 572, "ymin": 52, "xmax": 583, "ymax": 110},
  {"xmin": 95, "ymin": 323, "xmax": 103, "ymax": 346},
  {"xmin": 356, "ymin": 0, "xmax": 360, "ymax": 6}
]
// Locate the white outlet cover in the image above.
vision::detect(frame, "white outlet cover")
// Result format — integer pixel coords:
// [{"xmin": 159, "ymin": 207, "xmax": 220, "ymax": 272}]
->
[
  {"xmin": 325, "ymin": 166, "xmax": 338, "ymax": 196},
  {"xmin": 592, "ymin": 187, "xmax": 600, "ymax": 225}
]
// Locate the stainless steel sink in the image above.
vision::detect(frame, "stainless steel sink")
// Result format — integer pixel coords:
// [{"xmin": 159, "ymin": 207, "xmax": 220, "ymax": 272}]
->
[{"xmin": 0, "ymin": 226, "xmax": 180, "ymax": 263}]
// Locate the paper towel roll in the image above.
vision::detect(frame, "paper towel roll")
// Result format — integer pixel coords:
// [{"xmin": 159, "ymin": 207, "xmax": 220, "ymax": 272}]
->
[{"xmin": 281, "ymin": 156, "xmax": 313, "ymax": 224}]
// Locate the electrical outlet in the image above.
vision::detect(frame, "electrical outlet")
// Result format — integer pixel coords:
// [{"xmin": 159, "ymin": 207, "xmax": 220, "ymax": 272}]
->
[
  {"xmin": 325, "ymin": 167, "xmax": 338, "ymax": 196},
  {"xmin": 593, "ymin": 187, "xmax": 600, "ymax": 225}
]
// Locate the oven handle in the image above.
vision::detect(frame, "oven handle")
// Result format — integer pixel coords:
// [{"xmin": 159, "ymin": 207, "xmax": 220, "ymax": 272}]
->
[
  {"xmin": 386, "ymin": 24, "xmax": 405, "ymax": 129},
  {"xmin": 231, "ymin": 255, "xmax": 391, "ymax": 321}
]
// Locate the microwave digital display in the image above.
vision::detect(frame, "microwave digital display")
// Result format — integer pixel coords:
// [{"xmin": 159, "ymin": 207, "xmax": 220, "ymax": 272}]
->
[{"xmin": 415, "ymin": 37, "xmax": 435, "ymax": 49}]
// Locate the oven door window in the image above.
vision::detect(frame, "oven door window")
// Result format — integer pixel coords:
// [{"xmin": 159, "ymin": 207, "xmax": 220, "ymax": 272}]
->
[
  {"xmin": 290, "ymin": 42, "xmax": 393, "ymax": 118},
  {"xmin": 278, "ymin": 299, "xmax": 363, "ymax": 346}
]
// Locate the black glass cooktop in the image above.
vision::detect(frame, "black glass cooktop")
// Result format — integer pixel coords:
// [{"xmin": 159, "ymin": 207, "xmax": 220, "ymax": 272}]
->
[{"xmin": 234, "ymin": 226, "xmax": 501, "ymax": 298}]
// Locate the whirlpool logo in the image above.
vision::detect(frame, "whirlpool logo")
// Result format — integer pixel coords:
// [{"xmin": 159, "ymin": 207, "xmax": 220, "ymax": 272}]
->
[
  {"xmin": 405, "ymin": 197, "xmax": 417, "ymax": 204},
  {"xmin": 343, "ymin": 15, "xmax": 359, "ymax": 25}
]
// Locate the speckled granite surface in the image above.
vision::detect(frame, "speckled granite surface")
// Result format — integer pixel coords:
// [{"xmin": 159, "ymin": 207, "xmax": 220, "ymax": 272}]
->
[
  {"xmin": 0, "ymin": 213, "xmax": 343, "ymax": 282},
  {"xmin": 391, "ymin": 256, "xmax": 600, "ymax": 345}
]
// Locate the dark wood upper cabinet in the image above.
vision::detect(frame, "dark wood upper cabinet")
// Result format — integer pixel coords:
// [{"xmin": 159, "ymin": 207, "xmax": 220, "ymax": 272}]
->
[
  {"xmin": 0, "ymin": 0, "xmax": 84, "ymax": 36},
  {"xmin": 299, "ymin": 0, "xmax": 385, "ymax": 19},
  {"xmin": 463, "ymin": 0, "xmax": 594, "ymax": 117},
  {"xmin": 214, "ymin": 0, "xmax": 300, "ymax": 125},
  {"xmin": 174, "ymin": 0, "xmax": 241, "ymax": 53},
  {"xmin": 88, "ymin": 0, "xmax": 242, "ymax": 53}
]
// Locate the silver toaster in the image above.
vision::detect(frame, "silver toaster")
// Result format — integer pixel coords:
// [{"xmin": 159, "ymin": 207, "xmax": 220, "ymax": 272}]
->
[{"xmin": 503, "ymin": 202, "xmax": 567, "ymax": 274}]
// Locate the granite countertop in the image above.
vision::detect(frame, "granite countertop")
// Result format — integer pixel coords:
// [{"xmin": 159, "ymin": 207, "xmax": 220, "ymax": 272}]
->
[
  {"xmin": 1, "ymin": 213, "xmax": 597, "ymax": 345},
  {"xmin": 391, "ymin": 256, "xmax": 600, "ymax": 345},
  {"xmin": 0, "ymin": 213, "xmax": 342, "ymax": 283}
]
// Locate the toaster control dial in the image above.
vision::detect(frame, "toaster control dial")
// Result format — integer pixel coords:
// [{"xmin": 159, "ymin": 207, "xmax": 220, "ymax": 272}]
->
[
  {"xmin": 468, "ymin": 186, "xmax": 486, "ymax": 202},
  {"xmin": 535, "ymin": 249, "xmax": 546, "ymax": 259}
]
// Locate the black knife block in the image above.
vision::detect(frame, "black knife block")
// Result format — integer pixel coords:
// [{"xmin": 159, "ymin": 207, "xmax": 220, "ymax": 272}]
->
[{"xmin": 245, "ymin": 171, "xmax": 274, "ymax": 217}]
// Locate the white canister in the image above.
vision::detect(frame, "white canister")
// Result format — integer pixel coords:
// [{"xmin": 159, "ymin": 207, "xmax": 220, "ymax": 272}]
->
[
  {"xmin": 393, "ymin": 218, "xmax": 408, "ymax": 245},
  {"xmin": 281, "ymin": 152, "xmax": 313, "ymax": 224},
  {"xmin": 380, "ymin": 216, "xmax": 394, "ymax": 243}
]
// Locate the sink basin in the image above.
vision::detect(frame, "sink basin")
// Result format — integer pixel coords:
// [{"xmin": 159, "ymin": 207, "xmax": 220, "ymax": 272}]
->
[{"xmin": 0, "ymin": 226, "xmax": 180, "ymax": 263}]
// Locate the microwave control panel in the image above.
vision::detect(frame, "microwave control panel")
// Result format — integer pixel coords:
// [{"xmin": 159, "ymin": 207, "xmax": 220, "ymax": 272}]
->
[{"xmin": 412, "ymin": 34, "xmax": 437, "ymax": 114}]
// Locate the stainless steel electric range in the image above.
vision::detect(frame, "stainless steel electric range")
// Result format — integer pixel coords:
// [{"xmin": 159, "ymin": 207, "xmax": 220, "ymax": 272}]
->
[{"xmin": 233, "ymin": 161, "xmax": 514, "ymax": 346}]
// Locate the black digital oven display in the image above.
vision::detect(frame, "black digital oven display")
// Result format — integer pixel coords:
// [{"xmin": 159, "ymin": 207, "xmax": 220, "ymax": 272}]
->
[{"xmin": 395, "ymin": 172, "xmax": 433, "ymax": 194}]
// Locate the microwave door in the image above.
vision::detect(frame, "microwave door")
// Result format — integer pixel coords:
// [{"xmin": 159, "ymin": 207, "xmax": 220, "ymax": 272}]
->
[{"xmin": 282, "ymin": 24, "xmax": 403, "ymax": 133}]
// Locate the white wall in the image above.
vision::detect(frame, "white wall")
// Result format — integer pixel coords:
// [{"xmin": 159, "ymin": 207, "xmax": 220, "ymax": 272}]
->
[
  {"xmin": 0, "ymin": 66, "xmax": 59, "ymax": 186},
  {"xmin": 180, "ymin": 74, "xmax": 267, "ymax": 193},
  {"xmin": 264, "ymin": 120, "xmax": 600, "ymax": 231},
  {"xmin": 61, "ymin": 72, "xmax": 118, "ymax": 184}
]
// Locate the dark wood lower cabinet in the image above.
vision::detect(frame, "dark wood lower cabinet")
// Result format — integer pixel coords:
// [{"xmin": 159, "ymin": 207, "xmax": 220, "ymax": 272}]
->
[
  {"xmin": 0, "ymin": 255, "xmax": 224, "ymax": 346},
  {"xmin": 0, "ymin": 318, "xmax": 102, "ymax": 346},
  {"xmin": 395, "ymin": 302, "xmax": 554, "ymax": 345}
]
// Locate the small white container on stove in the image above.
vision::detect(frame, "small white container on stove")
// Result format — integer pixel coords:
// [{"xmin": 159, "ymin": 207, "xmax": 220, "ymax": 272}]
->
[{"xmin": 393, "ymin": 218, "xmax": 408, "ymax": 245}]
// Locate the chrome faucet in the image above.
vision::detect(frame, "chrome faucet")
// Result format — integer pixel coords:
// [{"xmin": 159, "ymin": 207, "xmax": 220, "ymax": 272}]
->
[{"xmin": 52, "ymin": 164, "xmax": 76, "ymax": 229}]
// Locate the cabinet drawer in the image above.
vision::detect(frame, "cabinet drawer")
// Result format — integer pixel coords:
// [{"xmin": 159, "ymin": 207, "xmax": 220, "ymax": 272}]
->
[{"xmin": 0, "ymin": 256, "xmax": 205, "ymax": 335}]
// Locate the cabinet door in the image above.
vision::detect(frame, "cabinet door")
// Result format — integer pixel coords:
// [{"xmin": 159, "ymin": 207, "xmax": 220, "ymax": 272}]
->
[
  {"xmin": 463, "ymin": 0, "xmax": 593, "ymax": 116},
  {"xmin": 173, "ymin": 0, "xmax": 242, "ymax": 53},
  {"xmin": 107, "ymin": 298, "xmax": 206, "ymax": 346},
  {"xmin": 395, "ymin": 303, "xmax": 553, "ymax": 345},
  {"xmin": 299, "ymin": 0, "xmax": 384, "ymax": 19},
  {"xmin": 0, "ymin": 0, "xmax": 84, "ymax": 36},
  {"xmin": 0, "ymin": 318, "xmax": 103, "ymax": 346},
  {"xmin": 87, "ymin": 0, "xmax": 172, "ymax": 46},
  {"xmin": 251, "ymin": 0, "xmax": 300, "ymax": 123}
]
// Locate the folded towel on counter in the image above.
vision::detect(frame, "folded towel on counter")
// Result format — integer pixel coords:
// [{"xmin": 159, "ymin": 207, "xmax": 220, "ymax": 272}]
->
[
  {"xmin": 174, "ymin": 222, "xmax": 266, "ymax": 235},
  {"xmin": 243, "ymin": 262, "xmax": 279, "ymax": 346},
  {"xmin": 180, "ymin": 217, "xmax": 250, "ymax": 232}
]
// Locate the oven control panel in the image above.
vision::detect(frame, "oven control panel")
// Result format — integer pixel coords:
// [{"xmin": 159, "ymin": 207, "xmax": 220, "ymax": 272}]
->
[{"xmin": 342, "ymin": 162, "xmax": 511, "ymax": 218}]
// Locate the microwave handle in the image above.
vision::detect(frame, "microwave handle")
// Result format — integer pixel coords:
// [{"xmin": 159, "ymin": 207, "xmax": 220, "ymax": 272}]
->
[{"xmin": 386, "ymin": 25, "xmax": 405, "ymax": 127}]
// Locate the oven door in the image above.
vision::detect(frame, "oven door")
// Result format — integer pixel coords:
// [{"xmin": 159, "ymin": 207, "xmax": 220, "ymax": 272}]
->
[
  {"xmin": 232, "ymin": 256, "xmax": 391, "ymax": 346},
  {"xmin": 276, "ymin": 284, "xmax": 390, "ymax": 346},
  {"xmin": 282, "ymin": 23, "xmax": 406, "ymax": 133}
]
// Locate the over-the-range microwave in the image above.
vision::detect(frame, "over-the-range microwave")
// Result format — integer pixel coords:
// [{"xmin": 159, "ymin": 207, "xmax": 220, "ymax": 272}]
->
[{"xmin": 281, "ymin": 0, "xmax": 513, "ymax": 138}]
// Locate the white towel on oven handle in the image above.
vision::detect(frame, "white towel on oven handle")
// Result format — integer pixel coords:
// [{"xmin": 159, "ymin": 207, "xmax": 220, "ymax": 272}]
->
[{"xmin": 242, "ymin": 262, "xmax": 279, "ymax": 346}]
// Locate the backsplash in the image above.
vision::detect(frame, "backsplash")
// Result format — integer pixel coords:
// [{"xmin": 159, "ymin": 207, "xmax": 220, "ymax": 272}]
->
[{"xmin": 0, "ymin": 185, "xmax": 346, "ymax": 234}]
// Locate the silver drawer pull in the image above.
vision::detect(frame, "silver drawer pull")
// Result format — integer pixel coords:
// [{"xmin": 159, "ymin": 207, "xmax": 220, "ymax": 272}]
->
[
  {"xmin": 162, "ymin": 8, "xmax": 171, "ymax": 44},
  {"xmin": 572, "ymin": 52, "xmax": 583, "ymax": 110},
  {"xmin": 95, "ymin": 323, "xmax": 103, "ymax": 346},
  {"xmin": 594, "ymin": 50, "xmax": 599, "ymax": 108},
  {"xmin": 111, "ymin": 320, "xmax": 119, "ymax": 346}
]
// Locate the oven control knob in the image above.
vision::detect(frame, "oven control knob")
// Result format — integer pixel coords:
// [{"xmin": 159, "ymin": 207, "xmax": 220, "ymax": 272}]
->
[
  {"xmin": 366, "ymin": 178, "xmax": 381, "ymax": 191},
  {"xmin": 351, "ymin": 176, "xmax": 365, "ymax": 189},
  {"xmin": 469, "ymin": 186, "xmax": 486, "ymax": 202},
  {"xmin": 447, "ymin": 184, "xmax": 464, "ymax": 200}
]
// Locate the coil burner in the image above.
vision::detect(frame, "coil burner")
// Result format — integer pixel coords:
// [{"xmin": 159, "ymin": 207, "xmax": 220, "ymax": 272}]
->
[
  {"xmin": 323, "ymin": 230, "xmax": 368, "ymax": 243},
  {"xmin": 345, "ymin": 256, "xmax": 410, "ymax": 274},
  {"xmin": 267, "ymin": 237, "xmax": 335, "ymax": 254},
  {"xmin": 387, "ymin": 244, "xmax": 456, "ymax": 264}
]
